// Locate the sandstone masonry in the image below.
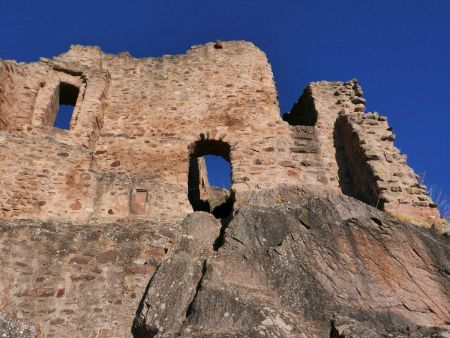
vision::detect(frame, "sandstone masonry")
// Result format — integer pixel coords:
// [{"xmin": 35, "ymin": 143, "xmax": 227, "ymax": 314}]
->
[{"xmin": 0, "ymin": 41, "xmax": 443, "ymax": 336}]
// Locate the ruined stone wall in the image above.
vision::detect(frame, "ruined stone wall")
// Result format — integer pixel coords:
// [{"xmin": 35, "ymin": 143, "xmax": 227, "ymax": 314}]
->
[
  {"xmin": 0, "ymin": 131, "xmax": 96, "ymax": 220},
  {"xmin": 0, "ymin": 219, "xmax": 176, "ymax": 337},
  {"xmin": 0, "ymin": 41, "xmax": 300, "ymax": 223},
  {"xmin": 337, "ymin": 112, "xmax": 440, "ymax": 226},
  {"xmin": 0, "ymin": 42, "xmax": 441, "ymax": 225},
  {"xmin": 284, "ymin": 79, "xmax": 367, "ymax": 190},
  {"xmin": 30, "ymin": 64, "xmax": 110, "ymax": 150},
  {"xmin": 85, "ymin": 41, "xmax": 297, "ymax": 216},
  {"xmin": 0, "ymin": 41, "xmax": 444, "ymax": 337},
  {"xmin": 0, "ymin": 61, "xmax": 47, "ymax": 130},
  {"xmin": 284, "ymin": 79, "xmax": 440, "ymax": 226},
  {"xmin": 0, "ymin": 42, "xmax": 308, "ymax": 335}
]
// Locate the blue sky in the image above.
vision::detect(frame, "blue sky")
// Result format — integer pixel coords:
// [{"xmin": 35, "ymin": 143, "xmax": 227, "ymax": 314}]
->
[{"xmin": 1, "ymin": 0, "xmax": 449, "ymax": 210}]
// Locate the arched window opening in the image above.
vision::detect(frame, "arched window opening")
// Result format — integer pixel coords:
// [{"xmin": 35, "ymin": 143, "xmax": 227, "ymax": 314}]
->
[
  {"xmin": 53, "ymin": 82, "xmax": 79, "ymax": 130},
  {"xmin": 188, "ymin": 139, "xmax": 234, "ymax": 219}
]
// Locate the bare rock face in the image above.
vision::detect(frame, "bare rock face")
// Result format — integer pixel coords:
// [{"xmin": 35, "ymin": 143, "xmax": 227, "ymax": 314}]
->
[
  {"xmin": 133, "ymin": 212, "xmax": 221, "ymax": 337},
  {"xmin": 133, "ymin": 187, "xmax": 450, "ymax": 337}
]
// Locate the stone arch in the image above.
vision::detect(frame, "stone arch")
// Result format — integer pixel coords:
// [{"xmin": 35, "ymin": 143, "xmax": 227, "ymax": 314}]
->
[{"xmin": 187, "ymin": 138, "xmax": 234, "ymax": 218}]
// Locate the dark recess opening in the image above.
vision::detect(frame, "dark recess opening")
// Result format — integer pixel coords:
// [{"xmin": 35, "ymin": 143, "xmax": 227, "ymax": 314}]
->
[
  {"xmin": 188, "ymin": 139, "xmax": 234, "ymax": 219},
  {"xmin": 53, "ymin": 82, "xmax": 79, "ymax": 130},
  {"xmin": 334, "ymin": 116, "xmax": 383, "ymax": 209},
  {"xmin": 282, "ymin": 87, "xmax": 317, "ymax": 126}
]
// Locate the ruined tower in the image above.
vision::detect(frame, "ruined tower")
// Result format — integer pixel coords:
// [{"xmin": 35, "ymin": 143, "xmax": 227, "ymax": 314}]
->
[{"xmin": 0, "ymin": 41, "xmax": 443, "ymax": 336}]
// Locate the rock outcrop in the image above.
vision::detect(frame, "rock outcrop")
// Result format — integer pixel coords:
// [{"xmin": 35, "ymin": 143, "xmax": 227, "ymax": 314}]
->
[
  {"xmin": 133, "ymin": 187, "xmax": 450, "ymax": 337},
  {"xmin": 133, "ymin": 212, "xmax": 220, "ymax": 337}
]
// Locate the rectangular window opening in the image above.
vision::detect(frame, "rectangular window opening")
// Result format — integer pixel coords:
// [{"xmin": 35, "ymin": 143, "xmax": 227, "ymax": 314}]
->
[
  {"xmin": 188, "ymin": 139, "xmax": 234, "ymax": 219},
  {"xmin": 53, "ymin": 82, "xmax": 79, "ymax": 130}
]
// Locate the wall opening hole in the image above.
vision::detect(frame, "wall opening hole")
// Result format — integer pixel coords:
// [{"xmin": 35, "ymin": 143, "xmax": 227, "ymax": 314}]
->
[
  {"xmin": 188, "ymin": 139, "xmax": 234, "ymax": 219},
  {"xmin": 204, "ymin": 155, "xmax": 231, "ymax": 190},
  {"xmin": 282, "ymin": 87, "xmax": 317, "ymax": 126},
  {"xmin": 283, "ymin": 87, "xmax": 319, "ymax": 155},
  {"xmin": 53, "ymin": 82, "xmax": 79, "ymax": 130}
]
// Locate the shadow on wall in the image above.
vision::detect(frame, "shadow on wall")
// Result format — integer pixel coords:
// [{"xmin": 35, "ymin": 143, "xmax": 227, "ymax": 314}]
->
[
  {"xmin": 334, "ymin": 115, "xmax": 383, "ymax": 209},
  {"xmin": 333, "ymin": 118, "xmax": 356, "ymax": 199},
  {"xmin": 284, "ymin": 86, "xmax": 383, "ymax": 210},
  {"xmin": 187, "ymin": 139, "xmax": 234, "ymax": 219}
]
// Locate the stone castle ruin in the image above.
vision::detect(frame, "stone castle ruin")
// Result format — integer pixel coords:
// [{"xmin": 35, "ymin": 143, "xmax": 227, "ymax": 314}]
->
[{"xmin": 0, "ymin": 41, "xmax": 446, "ymax": 336}]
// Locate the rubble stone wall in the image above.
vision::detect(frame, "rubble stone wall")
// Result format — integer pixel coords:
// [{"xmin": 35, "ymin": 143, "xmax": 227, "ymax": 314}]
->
[
  {"xmin": 0, "ymin": 41, "xmax": 444, "ymax": 337},
  {"xmin": 338, "ymin": 112, "xmax": 440, "ymax": 226},
  {"xmin": 0, "ymin": 42, "xmax": 442, "ymax": 225},
  {"xmin": 0, "ymin": 41, "xmax": 301, "ymax": 223},
  {"xmin": 284, "ymin": 79, "xmax": 368, "ymax": 190},
  {"xmin": 0, "ymin": 61, "xmax": 47, "ymax": 131},
  {"xmin": 285, "ymin": 79, "xmax": 440, "ymax": 226},
  {"xmin": 0, "ymin": 131, "xmax": 96, "ymax": 221},
  {"xmin": 0, "ymin": 219, "xmax": 176, "ymax": 337}
]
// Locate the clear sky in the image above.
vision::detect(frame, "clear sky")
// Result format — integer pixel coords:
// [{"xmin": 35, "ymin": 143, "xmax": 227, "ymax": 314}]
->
[{"xmin": 1, "ymin": 0, "xmax": 449, "ymax": 212}]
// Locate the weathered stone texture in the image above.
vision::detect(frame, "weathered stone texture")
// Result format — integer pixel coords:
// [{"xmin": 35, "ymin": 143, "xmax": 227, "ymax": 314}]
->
[
  {"xmin": 0, "ymin": 41, "xmax": 302, "ymax": 223},
  {"xmin": 0, "ymin": 219, "xmax": 176, "ymax": 337},
  {"xmin": 283, "ymin": 79, "xmax": 441, "ymax": 226},
  {"xmin": 337, "ymin": 112, "xmax": 440, "ymax": 226},
  {"xmin": 134, "ymin": 187, "xmax": 450, "ymax": 337},
  {"xmin": 0, "ymin": 41, "xmax": 447, "ymax": 337},
  {"xmin": 0, "ymin": 61, "xmax": 46, "ymax": 130},
  {"xmin": 0, "ymin": 41, "xmax": 441, "ymax": 226},
  {"xmin": 133, "ymin": 212, "xmax": 220, "ymax": 337},
  {"xmin": 0, "ymin": 131, "xmax": 96, "ymax": 220}
]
